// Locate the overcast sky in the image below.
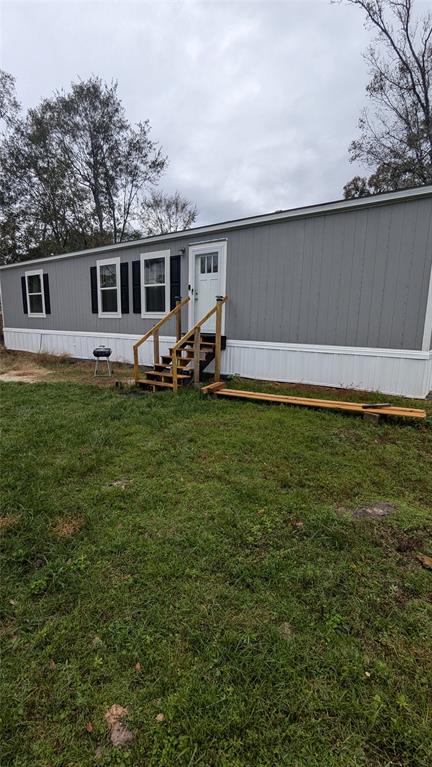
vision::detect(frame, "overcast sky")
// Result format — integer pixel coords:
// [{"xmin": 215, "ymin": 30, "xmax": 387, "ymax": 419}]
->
[{"xmin": 2, "ymin": 0, "xmax": 427, "ymax": 225}]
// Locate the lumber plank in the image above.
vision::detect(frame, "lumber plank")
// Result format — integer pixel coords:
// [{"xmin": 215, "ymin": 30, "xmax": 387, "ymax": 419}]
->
[
  {"xmin": 201, "ymin": 381, "xmax": 226, "ymax": 393},
  {"xmin": 210, "ymin": 387, "xmax": 426, "ymax": 419}
]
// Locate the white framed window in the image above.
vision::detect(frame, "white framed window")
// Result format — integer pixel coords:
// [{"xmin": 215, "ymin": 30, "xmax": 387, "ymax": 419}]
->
[
  {"xmin": 96, "ymin": 257, "xmax": 121, "ymax": 318},
  {"xmin": 25, "ymin": 269, "xmax": 46, "ymax": 318},
  {"xmin": 140, "ymin": 250, "xmax": 170, "ymax": 318}
]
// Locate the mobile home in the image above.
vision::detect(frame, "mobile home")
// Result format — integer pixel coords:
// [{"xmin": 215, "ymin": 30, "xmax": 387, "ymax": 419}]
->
[{"xmin": 1, "ymin": 185, "xmax": 431, "ymax": 398}]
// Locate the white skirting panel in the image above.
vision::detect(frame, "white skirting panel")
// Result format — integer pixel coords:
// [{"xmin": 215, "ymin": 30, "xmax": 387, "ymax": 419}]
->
[
  {"xmin": 425, "ymin": 353, "xmax": 432, "ymax": 395},
  {"xmin": 223, "ymin": 341, "xmax": 431, "ymax": 399},
  {"xmin": 2, "ymin": 327, "xmax": 172, "ymax": 367},
  {"xmin": 3, "ymin": 328, "xmax": 431, "ymax": 398}
]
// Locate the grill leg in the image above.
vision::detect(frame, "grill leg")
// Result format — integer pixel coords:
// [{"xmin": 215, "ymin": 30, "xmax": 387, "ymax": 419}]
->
[{"xmin": 93, "ymin": 356, "xmax": 112, "ymax": 377}]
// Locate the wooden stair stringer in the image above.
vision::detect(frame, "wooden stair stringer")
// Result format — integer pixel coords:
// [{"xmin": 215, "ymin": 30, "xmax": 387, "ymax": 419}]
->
[{"xmin": 137, "ymin": 335, "xmax": 217, "ymax": 390}]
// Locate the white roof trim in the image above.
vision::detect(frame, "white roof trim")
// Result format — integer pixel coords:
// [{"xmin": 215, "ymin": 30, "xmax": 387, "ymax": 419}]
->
[{"xmin": 1, "ymin": 185, "xmax": 431, "ymax": 271}]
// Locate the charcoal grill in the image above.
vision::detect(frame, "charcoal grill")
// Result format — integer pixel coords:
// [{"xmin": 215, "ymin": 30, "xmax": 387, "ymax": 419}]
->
[{"xmin": 93, "ymin": 345, "xmax": 112, "ymax": 377}]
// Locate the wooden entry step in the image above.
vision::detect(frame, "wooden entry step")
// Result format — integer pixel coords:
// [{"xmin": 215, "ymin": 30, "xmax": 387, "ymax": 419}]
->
[
  {"xmin": 160, "ymin": 355, "xmax": 190, "ymax": 367},
  {"xmin": 201, "ymin": 384, "xmax": 427, "ymax": 421},
  {"xmin": 145, "ymin": 370, "xmax": 192, "ymax": 381},
  {"xmin": 137, "ymin": 379, "xmax": 174, "ymax": 389},
  {"xmin": 133, "ymin": 298, "xmax": 228, "ymax": 391},
  {"xmin": 173, "ymin": 348, "xmax": 209, "ymax": 358},
  {"xmin": 169, "ymin": 346, "xmax": 213, "ymax": 356},
  {"xmin": 153, "ymin": 362, "xmax": 193, "ymax": 374}
]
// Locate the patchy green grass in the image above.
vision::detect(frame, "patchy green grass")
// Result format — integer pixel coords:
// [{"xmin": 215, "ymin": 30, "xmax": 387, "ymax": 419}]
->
[{"xmin": 1, "ymin": 380, "xmax": 431, "ymax": 767}]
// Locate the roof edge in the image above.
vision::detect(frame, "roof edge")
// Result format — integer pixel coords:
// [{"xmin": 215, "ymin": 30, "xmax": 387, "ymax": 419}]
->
[{"xmin": 1, "ymin": 184, "xmax": 431, "ymax": 271}]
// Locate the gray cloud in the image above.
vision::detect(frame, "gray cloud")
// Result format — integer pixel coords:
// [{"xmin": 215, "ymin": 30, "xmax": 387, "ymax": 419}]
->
[{"xmin": 1, "ymin": 0, "xmax": 381, "ymax": 224}]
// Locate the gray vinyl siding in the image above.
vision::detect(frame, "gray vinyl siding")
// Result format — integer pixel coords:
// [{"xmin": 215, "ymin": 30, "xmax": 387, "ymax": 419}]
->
[
  {"xmin": 223, "ymin": 197, "xmax": 431, "ymax": 349},
  {"xmin": 1, "ymin": 194, "xmax": 431, "ymax": 350},
  {"xmin": 0, "ymin": 240, "xmax": 192, "ymax": 338}
]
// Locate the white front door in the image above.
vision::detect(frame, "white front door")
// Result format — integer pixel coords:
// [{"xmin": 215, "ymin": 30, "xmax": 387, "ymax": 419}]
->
[{"xmin": 189, "ymin": 241, "xmax": 226, "ymax": 333}]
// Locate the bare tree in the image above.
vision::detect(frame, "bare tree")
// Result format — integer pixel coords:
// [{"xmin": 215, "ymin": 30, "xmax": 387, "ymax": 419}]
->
[
  {"xmin": 141, "ymin": 190, "xmax": 198, "ymax": 235},
  {"xmin": 341, "ymin": 0, "xmax": 432, "ymax": 197}
]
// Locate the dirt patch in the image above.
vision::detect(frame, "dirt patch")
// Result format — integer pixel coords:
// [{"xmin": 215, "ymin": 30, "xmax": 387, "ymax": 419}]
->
[
  {"xmin": 394, "ymin": 534, "xmax": 424, "ymax": 553},
  {"xmin": 278, "ymin": 621, "xmax": 294, "ymax": 639},
  {"xmin": 0, "ymin": 620, "xmax": 17, "ymax": 637},
  {"xmin": 106, "ymin": 477, "xmax": 132, "ymax": 490},
  {"xmin": 374, "ymin": 434, "xmax": 397, "ymax": 445},
  {"xmin": 0, "ymin": 367, "xmax": 51, "ymax": 383},
  {"xmin": 0, "ymin": 348, "xmax": 134, "ymax": 386},
  {"xmin": 393, "ymin": 586, "xmax": 410, "ymax": 605},
  {"xmin": 54, "ymin": 515, "xmax": 86, "ymax": 538},
  {"xmin": 344, "ymin": 502, "xmax": 396, "ymax": 519},
  {"xmin": 0, "ymin": 514, "xmax": 20, "ymax": 531},
  {"xmin": 105, "ymin": 704, "xmax": 134, "ymax": 747}
]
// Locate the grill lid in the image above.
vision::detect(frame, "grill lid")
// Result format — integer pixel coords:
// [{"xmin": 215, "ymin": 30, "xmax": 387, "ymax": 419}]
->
[{"xmin": 93, "ymin": 345, "xmax": 112, "ymax": 358}]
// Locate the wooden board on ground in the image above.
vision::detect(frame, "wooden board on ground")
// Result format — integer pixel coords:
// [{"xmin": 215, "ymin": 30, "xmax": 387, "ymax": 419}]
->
[
  {"xmin": 202, "ymin": 385, "xmax": 427, "ymax": 420},
  {"xmin": 201, "ymin": 381, "xmax": 226, "ymax": 393}
]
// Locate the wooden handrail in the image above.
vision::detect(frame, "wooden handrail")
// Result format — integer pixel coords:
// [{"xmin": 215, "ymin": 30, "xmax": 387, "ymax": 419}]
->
[
  {"xmin": 171, "ymin": 296, "xmax": 227, "ymax": 391},
  {"xmin": 133, "ymin": 295, "xmax": 190, "ymax": 352},
  {"xmin": 133, "ymin": 296, "xmax": 190, "ymax": 383},
  {"xmin": 171, "ymin": 296, "xmax": 227, "ymax": 354}
]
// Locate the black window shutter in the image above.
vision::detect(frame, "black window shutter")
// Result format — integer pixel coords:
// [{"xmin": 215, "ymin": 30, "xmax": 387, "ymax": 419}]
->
[
  {"xmin": 21, "ymin": 276, "xmax": 28, "ymax": 314},
  {"xmin": 120, "ymin": 262, "xmax": 129, "ymax": 314},
  {"xmin": 90, "ymin": 266, "xmax": 98, "ymax": 313},
  {"xmin": 170, "ymin": 255, "xmax": 181, "ymax": 310},
  {"xmin": 132, "ymin": 260, "xmax": 141, "ymax": 313},
  {"xmin": 43, "ymin": 273, "xmax": 51, "ymax": 314}
]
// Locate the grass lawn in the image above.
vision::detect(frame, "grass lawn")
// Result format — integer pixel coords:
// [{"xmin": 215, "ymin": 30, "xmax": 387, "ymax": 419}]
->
[{"xmin": 1, "ymin": 358, "xmax": 432, "ymax": 766}]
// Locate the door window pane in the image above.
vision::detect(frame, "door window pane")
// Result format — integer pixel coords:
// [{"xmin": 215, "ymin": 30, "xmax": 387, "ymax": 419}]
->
[
  {"xmin": 101, "ymin": 289, "xmax": 118, "ymax": 313},
  {"xmin": 145, "ymin": 285, "xmax": 165, "ymax": 312},
  {"xmin": 145, "ymin": 257, "xmax": 165, "ymax": 285},
  {"xmin": 29, "ymin": 293, "xmax": 43, "ymax": 314},
  {"xmin": 199, "ymin": 252, "xmax": 218, "ymax": 274}
]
